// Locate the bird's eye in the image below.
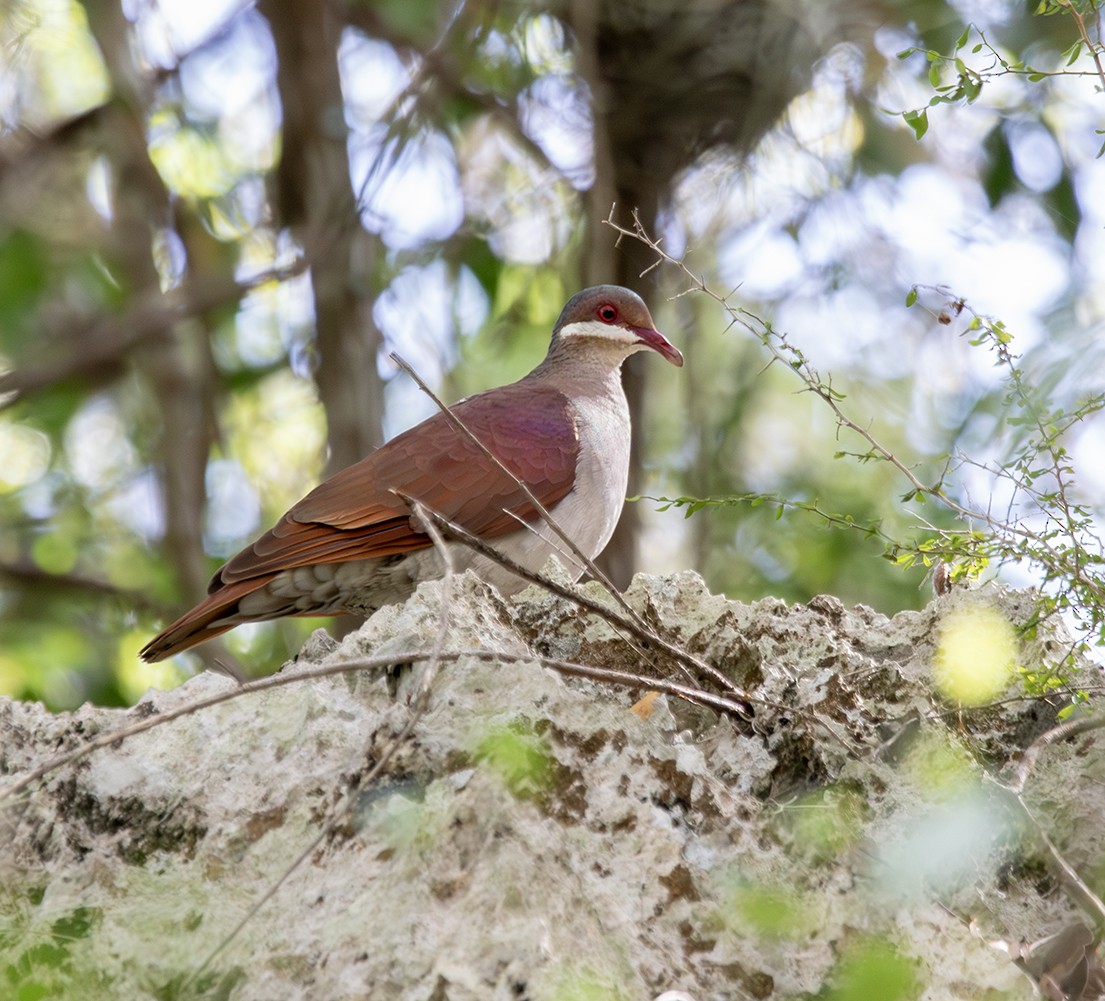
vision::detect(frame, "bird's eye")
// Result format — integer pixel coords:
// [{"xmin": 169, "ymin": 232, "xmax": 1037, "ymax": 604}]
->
[{"xmin": 597, "ymin": 305, "xmax": 618, "ymax": 323}]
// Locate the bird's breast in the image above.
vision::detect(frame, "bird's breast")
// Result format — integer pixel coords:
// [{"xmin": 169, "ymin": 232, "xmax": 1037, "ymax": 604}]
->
[
  {"xmin": 485, "ymin": 383, "xmax": 630, "ymax": 578},
  {"xmin": 555, "ymin": 389, "xmax": 632, "ymax": 558}
]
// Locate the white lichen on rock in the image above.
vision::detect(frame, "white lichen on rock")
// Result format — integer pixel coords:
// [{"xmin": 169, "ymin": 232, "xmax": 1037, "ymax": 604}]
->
[{"xmin": 0, "ymin": 572, "xmax": 1095, "ymax": 1000}]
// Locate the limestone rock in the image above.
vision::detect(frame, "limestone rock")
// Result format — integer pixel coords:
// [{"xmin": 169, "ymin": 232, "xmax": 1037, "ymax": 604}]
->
[{"xmin": 0, "ymin": 572, "xmax": 1097, "ymax": 1000}]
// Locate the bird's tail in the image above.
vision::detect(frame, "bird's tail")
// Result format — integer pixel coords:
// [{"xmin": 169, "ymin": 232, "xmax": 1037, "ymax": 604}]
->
[{"xmin": 139, "ymin": 576, "xmax": 278, "ymax": 662}]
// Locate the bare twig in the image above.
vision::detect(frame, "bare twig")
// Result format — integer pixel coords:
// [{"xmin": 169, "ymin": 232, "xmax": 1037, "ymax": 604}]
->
[
  {"xmin": 0, "ymin": 646, "xmax": 758, "ymax": 805},
  {"xmin": 406, "ymin": 497, "xmax": 457, "ymax": 703},
  {"xmin": 339, "ymin": 1, "xmax": 564, "ymax": 193},
  {"xmin": 389, "ymin": 351, "xmax": 658, "ymax": 637},
  {"xmin": 1058, "ymin": 0, "xmax": 1105, "ymax": 93},
  {"xmin": 400, "ymin": 494, "xmax": 753, "ymax": 708},
  {"xmin": 0, "ymin": 651, "xmax": 415, "ymax": 805},
  {"xmin": 1011, "ymin": 792, "xmax": 1105, "ymax": 926},
  {"xmin": 1003, "ymin": 714, "xmax": 1105, "ymax": 795},
  {"xmin": 603, "ymin": 207, "xmax": 971, "ymax": 513}
]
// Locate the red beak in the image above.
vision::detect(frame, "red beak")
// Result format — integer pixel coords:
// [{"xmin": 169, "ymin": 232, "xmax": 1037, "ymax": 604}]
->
[{"xmin": 633, "ymin": 327, "xmax": 684, "ymax": 367}]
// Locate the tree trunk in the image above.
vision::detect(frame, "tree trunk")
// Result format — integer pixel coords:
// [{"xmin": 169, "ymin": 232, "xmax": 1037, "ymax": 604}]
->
[
  {"xmin": 264, "ymin": 0, "xmax": 385, "ymax": 475},
  {"xmin": 568, "ymin": 0, "xmax": 824, "ymax": 587}
]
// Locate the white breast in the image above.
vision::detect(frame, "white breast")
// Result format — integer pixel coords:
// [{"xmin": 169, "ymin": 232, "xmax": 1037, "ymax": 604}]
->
[{"xmin": 451, "ymin": 374, "xmax": 631, "ymax": 592}]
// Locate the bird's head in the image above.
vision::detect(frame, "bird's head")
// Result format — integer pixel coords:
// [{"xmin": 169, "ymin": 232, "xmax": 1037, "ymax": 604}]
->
[{"xmin": 551, "ymin": 285, "xmax": 683, "ymax": 367}]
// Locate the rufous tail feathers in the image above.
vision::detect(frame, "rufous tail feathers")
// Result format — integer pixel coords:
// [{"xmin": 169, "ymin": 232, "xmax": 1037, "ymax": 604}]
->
[{"xmin": 140, "ymin": 576, "xmax": 278, "ymax": 662}]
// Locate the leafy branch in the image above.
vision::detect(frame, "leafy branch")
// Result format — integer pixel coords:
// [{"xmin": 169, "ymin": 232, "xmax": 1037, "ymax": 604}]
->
[
  {"xmin": 606, "ymin": 208, "xmax": 1105, "ymax": 672},
  {"xmin": 641, "ymin": 490, "xmax": 989, "ymax": 585},
  {"xmin": 895, "ymin": 6, "xmax": 1105, "ymax": 149}
]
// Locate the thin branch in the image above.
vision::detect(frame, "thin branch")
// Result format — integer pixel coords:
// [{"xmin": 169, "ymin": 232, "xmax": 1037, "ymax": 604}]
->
[
  {"xmin": 0, "ymin": 646, "xmax": 757, "ymax": 805},
  {"xmin": 601, "ymin": 209, "xmax": 1105, "ymax": 611},
  {"xmin": 1012, "ymin": 792, "xmax": 1105, "ymax": 927},
  {"xmin": 1002, "ymin": 714, "xmax": 1105, "ymax": 794},
  {"xmin": 337, "ymin": 0, "xmax": 564, "ymax": 184},
  {"xmin": 389, "ymin": 351, "xmax": 656, "ymax": 637},
  {"xmin": 0, "ymin": 260, "xmax": 308, "ymax": 409},
  {"xmin": 408, "ymin": 497, "xmax": 457, "ymax": 701},
  {"xmin": 1058, "ymin": 0, "xmax": 1105, "ymax": 92},
  {"xmin": 393, "ymin": 487, "xmax": 754, "ymax": 710}
]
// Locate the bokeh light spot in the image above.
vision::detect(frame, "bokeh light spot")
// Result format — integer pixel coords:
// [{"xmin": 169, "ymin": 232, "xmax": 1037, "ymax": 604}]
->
[{"xmin": 932, "ymin": 603, "xmax": 1017, "ymax": 705}]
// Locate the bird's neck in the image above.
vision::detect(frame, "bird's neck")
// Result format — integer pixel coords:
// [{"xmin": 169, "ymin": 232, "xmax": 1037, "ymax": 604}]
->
[{"xmin": 528, "ymin": 341, "xmax": 632, "ymax": 400}]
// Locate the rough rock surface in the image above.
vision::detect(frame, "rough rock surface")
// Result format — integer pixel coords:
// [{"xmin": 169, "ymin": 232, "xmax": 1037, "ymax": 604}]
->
[{"xmin": 0, "ymin": 571, "xmax": 1100, "ymax": 1000}]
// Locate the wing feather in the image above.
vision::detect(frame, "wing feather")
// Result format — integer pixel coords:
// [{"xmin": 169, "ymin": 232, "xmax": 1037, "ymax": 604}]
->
[{"xmin": 213, "ymin": 383, "xmax": 579, "ymax": 588}]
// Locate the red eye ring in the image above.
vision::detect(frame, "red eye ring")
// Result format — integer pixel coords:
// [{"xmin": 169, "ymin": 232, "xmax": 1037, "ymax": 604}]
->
[{"xmin": 597, "ymin": 304, "xmax": 618, "ymax": 323}]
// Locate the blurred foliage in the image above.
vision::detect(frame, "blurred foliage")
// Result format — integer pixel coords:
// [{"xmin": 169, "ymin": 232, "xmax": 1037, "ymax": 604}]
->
[
  {"xmin": 0, "ymin": 891, "xmax": 105, "ymax": 1001},
  {"xmin": 544, "ymin": 966, "xmax": 631, "ymax": 1001},
  {"xmin": 715, "ymin": 874, "xmax": 816, "ymax": 941},
  {"xmin": 772, "ymin": 784, "xmax": 868, "ymax": 864},
  {"xmin": 471, "ymin": 721, "xmax": 553, "ymax": 799},
  {"xmin": 817, "ymin": 936, "xmax": 923, "ymax": 1001},
  {"xmin": 0, "ymin": 0, "xmax": 1103, "ymax": 709}
]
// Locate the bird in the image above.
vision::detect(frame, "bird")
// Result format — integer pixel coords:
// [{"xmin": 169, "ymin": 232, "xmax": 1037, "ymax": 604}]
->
[{"xmin": 140, "ymin": 285, "xmax": 683, "ymax": 661}]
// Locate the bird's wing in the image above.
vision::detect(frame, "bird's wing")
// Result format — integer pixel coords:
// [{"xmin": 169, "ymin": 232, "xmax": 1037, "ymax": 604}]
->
[{"xmin": 213, "ymin": 383, "xmax": 580, "ymax": 589}]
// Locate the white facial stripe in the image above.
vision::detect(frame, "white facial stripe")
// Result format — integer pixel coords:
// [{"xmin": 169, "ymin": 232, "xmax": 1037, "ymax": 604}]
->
[{"xmin": 557, "ymin": 319, "xmax": 640, "ymax": 345}]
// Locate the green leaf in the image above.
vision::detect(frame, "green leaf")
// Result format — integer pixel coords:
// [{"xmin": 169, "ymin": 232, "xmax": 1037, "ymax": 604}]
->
[
  {"xmin": 473, "ymin": 724, "xmax": 552, "ymax": 798},
  {"xmin": 903, "ymin": 108, "xmax": 929, "ymax": 141},
  {"xmin": 1046, "ymin": 170, "xmax": 1082, "ymax": 242},
  {"xmin": 955, "ymin": 26, "xmax": 971, "ymax": 50},
  {"xmin": 905, "ymin": 287, "xmax": 918, "ymax": 307},
  {"xmin": 373, "ymin": 0, "xmax": 445, "ymax": 44}
]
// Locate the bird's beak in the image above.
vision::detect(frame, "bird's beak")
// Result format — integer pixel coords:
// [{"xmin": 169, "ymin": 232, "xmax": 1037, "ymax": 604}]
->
[{"xmin": 633, "ymin": 327, "xmax": 684, "ymax": 367}]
